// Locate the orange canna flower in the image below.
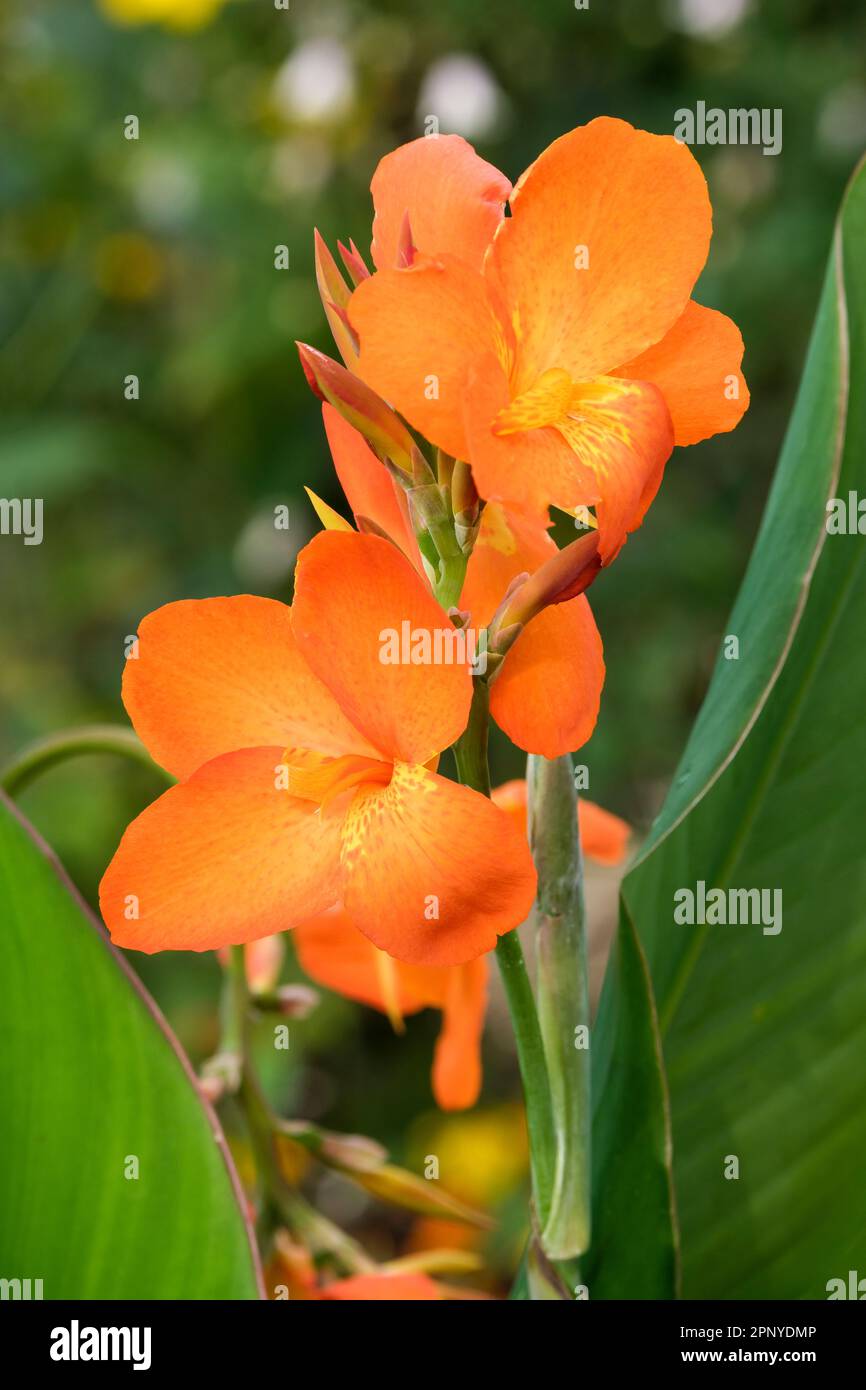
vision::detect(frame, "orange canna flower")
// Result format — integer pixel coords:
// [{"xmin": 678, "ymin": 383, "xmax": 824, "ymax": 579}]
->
[
  {"xmin": 345, "ymin": 120, "xmax": 749, "ymax": 563},
  {"xmin": 318, "ymin": 401, "xmax": 605, "ymax": 759},
  {"xmin": 99, "ymin": 532, "xmax": 536, "ymax": 966},
  {"xmin": 293, "ymin": 781, "xmax": 630, "ymax": 1111}
]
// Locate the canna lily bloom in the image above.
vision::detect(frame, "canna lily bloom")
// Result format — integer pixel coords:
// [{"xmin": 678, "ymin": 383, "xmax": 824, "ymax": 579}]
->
[
  {"xmin": 345, "ymin": 119, "xmax": 749, "ymax": 562},
  {"xmin": 314, "ymin": 399, "xmax": 605, "ymax": 759},
  {"xmin": 292, "ymin": 781, "xmax": 630, "ymax": 1111},
  {"xmin": 99, "ymin": 531, "xmax": 536, "ymax": 966}
]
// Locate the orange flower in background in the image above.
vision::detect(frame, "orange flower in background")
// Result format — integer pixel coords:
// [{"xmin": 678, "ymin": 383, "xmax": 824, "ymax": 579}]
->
[
  {"xmin": 314, "ymin": 400, "xmax": 605, "ymax": 759},
  {"xmin": 492, "ymin": 778, "xmax": 631, "ymax": 866},
  {"xmin": 319, "ymin": 1272, "xmax": 443, "ymax": 1300},
  {"xmin": 294, "ymin": 908, "xmax": 488, "ymax": 1111},
  {"xmin": 293, "ymin": 781, "xmax": 630, "ymax": 1111},
  {"xmin": 346, "ymin": 119, "xmax": 749, "ymax": 562},
  {"xmin": 264, "ymin": 1233, "xmax": 445, "ymax": 1300},
  {"xmin": 217, "ymin": 934, "xmax": 285, "ymax": 995},
  {"xmin": 100, "ymin": 532, "xmax": 536, "ymax": 966}
]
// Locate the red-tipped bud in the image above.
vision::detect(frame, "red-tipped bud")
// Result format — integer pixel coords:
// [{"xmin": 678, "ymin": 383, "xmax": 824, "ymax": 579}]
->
[
  {"xmin": 486, "ymin": 532, "xmax": 601, "ymax": 673},
  {"xmin": 296, "ymin": 341, "xmax": 417, "ymax": 473},
  {"xmin": 337, "ymin": 238, "xmax": 371, "ymax": 286},
  {"xmin": 313, "ymin": 229, "xmax": 359, "ymax": 370}
]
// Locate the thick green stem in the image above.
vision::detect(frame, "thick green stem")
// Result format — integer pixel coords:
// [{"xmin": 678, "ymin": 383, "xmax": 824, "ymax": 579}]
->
[
  {"xmin": 453, "ymin": 681, "xmax": 556, "ymax": 1229},
  {"xmin": 528, "ymin": 754, "xmax": 591, "ymax": 1259},
  {"xmin": 0, "ymin": 725, "xmax": 171, "ymax": 797},
  {"xmin": 430, "ymin": 525, "xmax": 468, "ymax": 609}
]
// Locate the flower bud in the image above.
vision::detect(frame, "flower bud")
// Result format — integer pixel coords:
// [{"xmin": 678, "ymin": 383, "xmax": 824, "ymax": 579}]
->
[
  {"xmin": 313, "ymin": 229, "xmax": 359, "ymax": 370},
  {"xmin": 297, "ymin": 342, "xmax": 418, "ymax": 474}
]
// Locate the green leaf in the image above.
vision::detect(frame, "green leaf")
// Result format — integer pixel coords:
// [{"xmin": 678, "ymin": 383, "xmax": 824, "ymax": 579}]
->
[
  {"xmin": 619, "ymin": 155, "xmax": 866, "ymax": 1298},
  {"xmin": 583, "ymin": 906, "xmax": 678, "ymax": 1298},
  {"xmin": 0, "ymin": 793, "xmax": 262, "ymax": 1299}
]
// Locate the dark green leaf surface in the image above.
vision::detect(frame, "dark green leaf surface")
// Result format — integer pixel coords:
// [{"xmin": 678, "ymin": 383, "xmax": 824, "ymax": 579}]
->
[
  {"xmin": 0, "ymin": 794, "xmax": 262, "ymax": 1299},
  {"xmin": 584, "ymin": 907, "xmax": 678, "ymax": 1298},
  {"xmin": 620, "ymin": 157, "xmax": 866, "ymax": 1298}
]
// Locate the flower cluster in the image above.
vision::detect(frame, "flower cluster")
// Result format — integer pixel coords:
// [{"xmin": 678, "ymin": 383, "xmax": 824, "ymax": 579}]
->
[{"xmin": 100, "ymin": 117, "xmax": 747, "ymax": 1112}]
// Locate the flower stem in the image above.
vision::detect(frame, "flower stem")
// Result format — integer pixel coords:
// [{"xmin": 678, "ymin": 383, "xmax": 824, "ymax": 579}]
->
[
  {"xmin": 0, "ymin": 725, "xmax": 172, "ymax": 797},
  {"xmin": 452, "ymin": 680, "xmax": 556, "ymax": 1229},
  {"xmin": 528, "ymin": 754, "xmax": 591, "ymax": 1259},
  {"xmin": 227, "ymin": 947, "xmax": 375, "ymax": 1276}
]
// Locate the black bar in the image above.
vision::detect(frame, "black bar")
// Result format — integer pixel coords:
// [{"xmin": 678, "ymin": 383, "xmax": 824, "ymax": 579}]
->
[{"xmin": 1, "ymin": 1297, "xmax": 862, "ymax": 1373}]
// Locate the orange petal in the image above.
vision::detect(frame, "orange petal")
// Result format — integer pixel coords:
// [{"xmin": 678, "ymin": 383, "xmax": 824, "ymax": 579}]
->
[
  {"xmin": 350, "ymin": 254, "xmax": 503, "ymax": 460},
  {"xmin": 615, "ymin": 299, "xmax": 750, "ymax": 446},
  {"xmin": 459, "ymin": 503, "xmax": 604, "ymax": 756},
  {"xmin": 492, "ymin": 780, "xmax": 631, "ymax": 866},
  {"xmin": 321, "ymin": 1273, "xmax": 442, "ymax": 1300},
  {"xmin": 100, "ymin": 747, "xmax": 342, "ymax": 953},
  {"xmin": 490, "ymin": 778, "xmax": 529, "ymax": 836},
  {"xmin": 370, "ymin": 134, "xmax": 510, "ymax": 272},
  {"xmin": 552, "ymin": 377, "xmax": 674, "ymax": 563},
  {"xmin": 341, "ymin": 762, "xmax": 536, "ymax": 966},
  {"xmin": 578, "ymin": 799, "xmax": 631, "ymax": 866},
  {"xmin": 293, "ymin": 906, "xmax": 429, "ymax": 1016},
  {"xmin": 322, "ymin": 403, "xmax": 424, "ymax": 573},
  {"xmin": 431, "ymin": 957, "xmax": 488, "ymax": 1111},
  {"xmin": 295, "ymin": 906, "xmax": 486, "ymax": 1110},
  {"xmin": 123, "ymin": 595, "xmax": 379, "ymax": 780},
  {"xmin": 485, "ymin": 117, "xmax": 712, "ymax": 390},
  {"xmin": 460, "ymin": 501, "xmax": 553, "ymax": 626},
  {"xmin": 291, "ymin": 532, "xmax": 472, "ymax": 766},
  {"xmin": 463, "ymin": 354, "xmax": 602, "ymax": 524},
  {"xmin": 490, "ymin": 595, "xmax": 604, "ymax": 757}
]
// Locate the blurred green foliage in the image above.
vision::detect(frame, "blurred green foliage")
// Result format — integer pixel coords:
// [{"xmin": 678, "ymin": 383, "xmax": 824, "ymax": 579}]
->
[{"xmin": 1, "ymin": 0, "xmax": 864, "ymax": 1269}]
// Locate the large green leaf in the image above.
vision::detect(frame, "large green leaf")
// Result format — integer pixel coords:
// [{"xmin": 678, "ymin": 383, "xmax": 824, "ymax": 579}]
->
[
  {"xmin": 0, "ymin": 793, "xmax": 262, "ymax": 1299},
  {"xmin": 617, "ymin": 155, "xmax": 866, "ymax": 1297},
  {"xmin": 584, "ymin": 908, "xmax": 678, "ymax": 1298}
]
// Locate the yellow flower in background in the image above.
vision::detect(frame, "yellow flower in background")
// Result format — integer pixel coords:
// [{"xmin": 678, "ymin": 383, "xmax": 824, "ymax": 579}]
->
[
  {"xmin": 410, "ymin": 1104, "xmax": 529, "ymax": 1208},
  {"xmin": 98, "ymin": 0, "xmax": 229, "ymax": 31}
]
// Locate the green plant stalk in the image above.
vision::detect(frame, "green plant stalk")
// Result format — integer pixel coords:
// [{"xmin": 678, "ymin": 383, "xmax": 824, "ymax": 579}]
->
[
  {"xmin": 429, "ymin": 516, "xmax": 468, "ymax": 608},
  {"xmin": 527, "ymin": 753, "xmax": 591, "ymax": 1259},
  {"xmin": 228, "ymin": 947, "xmax": 375, "ymax": 1275},
  {"xmin": 452, "ymin": 680, "xmax": 556, "ymax": 1229},
  {"xmin": 0, "ymin": 725, "xmax": 172, "ymax": 796}
]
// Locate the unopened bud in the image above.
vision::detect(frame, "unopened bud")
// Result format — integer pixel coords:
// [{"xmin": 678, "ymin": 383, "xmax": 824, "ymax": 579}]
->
[
  {"xmin": 297, "ymin": 342, "xmax": 417, "ymax": 474},
  {"xmin": 486, "ymin": 533, "xmax": 600, "ymax": 679},
  {"xmin": 313, "ymin": 229, "xmax": 359, "ymax": 370},
  {"xmin": 337, "ymin": 238, "xmax": 370, "ymax": 286}
]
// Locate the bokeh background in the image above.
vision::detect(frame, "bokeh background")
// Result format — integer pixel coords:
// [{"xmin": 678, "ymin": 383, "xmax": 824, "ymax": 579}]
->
[{"xmin": 2, "ymin": 0, "xmax": 864, "ymax": 1287}]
